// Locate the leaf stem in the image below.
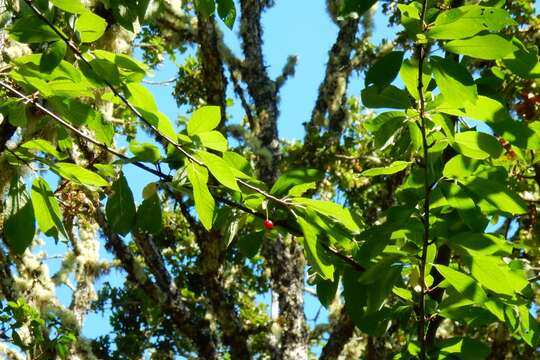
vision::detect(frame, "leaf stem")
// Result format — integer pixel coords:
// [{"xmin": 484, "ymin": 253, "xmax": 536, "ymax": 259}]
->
[{"xmin": 417, "ymin": 0, "xmax": 430, "ymax": 358}]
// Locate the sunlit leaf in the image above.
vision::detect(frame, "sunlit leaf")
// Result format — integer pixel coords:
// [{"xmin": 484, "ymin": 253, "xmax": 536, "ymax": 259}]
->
[
  {"xmin": 452, "ymin": 131, "xmax": 503, "ymax": 159},
  {"xmin": 445, "ymin": 34, "xmax": 517, "ymax": 60},
  {"xmin": 431, "ymin": 56, "xmax": 477, "ymax": 108},
  {"xmin": 51, "ymin": 162, "xmax": 109, "ymax": 187},
  {"xmin": 186, "ymin": 162, "xmax": 215, "ymax": 230},
  {"xmin": 361, "ymin": 161, "xmax": 411, "ymax": 177},
  {"xmin": 196, "ymin": 150, "xmax": 239, "ymax": 192},
  {"xmin": 298, "ymin": 217, "xmax": 334, "ymax": 281},
  {"xmin": 76, "ymin": 12, "xmax": 107, "ymax": 43},
  {"xmin": 187, "ymin": 106, "xmax": 221, "ymax": 136},
  {"xmin": 428, "ymin": 5, "xmax": 515, "ymax": 40}
]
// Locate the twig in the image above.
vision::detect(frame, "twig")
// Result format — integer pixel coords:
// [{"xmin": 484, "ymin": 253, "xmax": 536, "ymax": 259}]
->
[
  {"xmin": 142, "ymin": 77, "xmax": 178, "ymax": 85},
  {"xmin": 2, "ymin": 81, "xmax": 369, "ymax": 274},
  {"xmin": 22, "ymin": 0, "xmax": 202, "ymax": 165},
  {"xmin": 416, "ymin": 0, "xmax": 431, "ymax": 358},
  {"xmin": 22, "ymin": 0, "xmax": 299, "ymax": 211},
  {"xmin": 0, "ymin": 79, "xmax": 168, "ymax": 180}
]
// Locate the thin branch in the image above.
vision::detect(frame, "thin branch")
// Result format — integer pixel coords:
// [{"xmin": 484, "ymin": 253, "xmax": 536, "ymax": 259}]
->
[
  {"xmin": 22, "ymin": 0, "xmax": 201, "ymax": 165},
  {"xmin": 0, "ymin": 79, "xmax": 168, "ymax": 179},
  {"xmin": 229, "ymin": 68, "xmax": 255, "ymax": 129},
  {"xmin": 0, "ymin": 82, "xmax": 367, "ymax": 275},
  {"xmin": 21, "ymin": 0, "xmax": 298, "ymax": 213},
  {"xmin": 416, "ymin": 0, "xmax": 431, "ymax": 358},
  {"xmin": 319, "ymin": 310, "xmax": 355, "ymax": 360},
  {"xmin": 275, "ymin": 55, "xmax": 297, "ymax": 93},
  {"xmin": 142, "ymin": 77, "xmax": 178, "ymax": 85},
  {"xmin": 95, "ymin": 208, "xmax": 220, "ymax": 359}
]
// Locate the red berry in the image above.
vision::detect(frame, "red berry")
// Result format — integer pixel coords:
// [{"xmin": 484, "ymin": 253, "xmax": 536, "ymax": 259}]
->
[{"xmin": 263, "ymin": 219, "xmax": 273, "ymax": 230}]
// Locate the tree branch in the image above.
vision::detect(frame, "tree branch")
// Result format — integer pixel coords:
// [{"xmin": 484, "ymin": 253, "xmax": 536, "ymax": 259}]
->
[
  {"xmin": 96, "ymin": 209, "xmax": 221, "ymax": 359},
  {"xmin": 196, "ymin": 230, "xmax": 251, "ymax": 359},
  {"xmin": 319, "ymin": 310, "xmax": 355, "ymax": 360},
  {"xmin": 416, "ymin": 0, "xmax": 430, "ymax": 358},
  {"xmin": 239, "ymin": 0, "xmax": 280, "ymax": 184},
  {"xmin": 305, "ymin": 17, "xmax": 360, "ymax": 154},
  {"xmin": 195, "ymin": 9, "xmax": 228, "ymax": 125}
]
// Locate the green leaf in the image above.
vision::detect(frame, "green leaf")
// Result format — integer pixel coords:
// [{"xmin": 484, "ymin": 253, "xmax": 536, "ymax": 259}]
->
[
  {"xmin": 92, "ymin": 50, "xmax": 148, "ymax": 83},
  {"xmin": 288, "ymin": 182, "xmax": 317, "ymax": 197},
  {"xmin": 106, "ymin": 172, "xmax": 136, "ymax": 235},
  {"xmin": 398, "ymin": 2, "xmax": 422, "ymax": 37},
  {"xmin": 502, "ymin": 39, "xmax": 540, "ymax": 79},
  {"xmin": 136, "ymin": 192, "xmax": 162, "ymax": 234},
  {"xmin": 137, "ymin": 108, "xmax": 178, "ymax": 142},
  {"xmin": 361, "ymin": 85, "xmax": 411, "ymax": 109},
  {"xmin": 298, "ymin": 217, "xmax": 334, "ymax": 281},
  {"xmin": 8, "ymin": 16, "xmax": 60, "ymax": 43},
  {"xmin": 195, "ymin": 0, "xmax": 215, "ymax": 16},
  {"xmin": 187, "ymin": 106, "xmax": 221, "ymax": 136},
  {"xmin": 338, "ymin": 0, "xmax": 377, "ymax": 16},
  {"xmin": 293, "ymin": 198, "xmax": 360, "ymax": 234},
  {"xmin": 467, "ymin": 252, "xmax": 528, "ymax": 296},
  {"xmin": 461, "ymin": 95, "xmax": 511, "ymax": 123},
  {"xmin": 51, "ymin": 0, "xmax": 87, "ymax": 13},
  {"xmin": 399, "ymin": 58, "xmax": 431, "ymax": 99},
  {"xmin": 31, "ymin": 177, "xmax": 68, "ymax": 242},
  {"xmin": 427, "ymin": 5, "xmax": 516, "ymax": 40},
  {"xmin": 456, "ymin": 96, "xmax": 540, "ymax": 149},
  {"xmin": 434, "ymin": 265, "xmax": 487, "ymax": 303},
  {"xmin": 217, "ymin": 0, "xmax": 236, "ymax": 28},
  {"xmin": 445, "ymin": 34, "xmax": 517, "ymax": 60},
  {"xmin": 449, "ymin": 232, "xmax": 512, "ymax": 256},
  {"xmin": 126, "ymin": 83, "xmax": 157, "ymax": 111},
  {"xmin": 196, "ymin": 150, "xmax": 240, "ymax": 192},
  {"xmin": 49, "ymin": 98, "xmax": 95, "ymax": 127},
  {"xmin": 316, "ymin": 277, "xmax": 339, "ymax": 308},
  {"xmin": 452, "ymin": 131, "xmax": 503, "ymax": 159},
  {"xmin": 443, "ymin": 155, "xmax": 479, "ymax": 179},
  {"xmin": 462, "ymin": 177, "xmax": 528, "ymax": 215},
  {"xmin": 441, "ymin": 182, "xmax": 487, "ymax": 232},
  {"xmin": 438, "ymin": 337, "xmax": 490, "ymax": 360},
  {"xmin": 365, "ymin": 263, "xmax": 402, "ymax": 314},
  {"xmin": 237, "ymin": 230, "xmax": 265, "ymax": 258},
  {"xmin": 129, "ymin": 141, "xmax": 162, "ymax": 163},
  {"xmin": 87, "ymin": 112, "xmax": 114, "ymax": 146},
  {"xmin": 365, "ymin": 51, "xmax": 404, "ymax": 89},
  {"xmin": 186, "ymin": 162, "xmax": 215, "ymax": 230},
  {"xmin": 270, "ymin": 169, "xmax": 323, "ymax": 196},
  {"xmin": 21, "ymin": 139, "xmax": 65, "ymax": 160},
  {"xmin": 76, "ymin": 12, "xmax": 107, "ymax": 43},
  {"xmin": 361, "ymin": 161, "xmax": 410, "ymax": 177},
  {"xmin": 363, "ymin": 111, "xmax": 406, "ymax": 132},
  {"xmin": 94, "ymin": 164, "xmax": 116, "ymax": 178},
  {"xmin": 4, "ymin": 179, "xmax": 35, "ymax": 254},
  {"xmin": 51, "ymin": 163, "xmax": 109, "ymax": 187},
  {"xmin": 223, "ymin": 151, "xmax": 253, "ymax": 176},
  {"xmin": 87, "ymin": 58, "xmax": 121, "ymax": 87},
  {"xmin": 7, "ymin": 103, "xmax": 28, "ymax": 127},
  {"xmin": 431, "ymin": 56, "xmax": 477, "ymax": 108},
  {"xmin": 40, "ymin": 41, "xmax": 67, "ymax": 73},
  {"xmin": 114, "ymin": 54, "xmax": 148, "ymax": 82},
  {"xmin": 195, "ymin": 131, "xmax": 228, "ymax": 152}
]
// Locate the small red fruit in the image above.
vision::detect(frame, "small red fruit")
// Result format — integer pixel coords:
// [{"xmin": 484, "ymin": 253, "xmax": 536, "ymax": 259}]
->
[{"xmin": 263, "ymin": 219, "xmax": 273, "ymax": 230}]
